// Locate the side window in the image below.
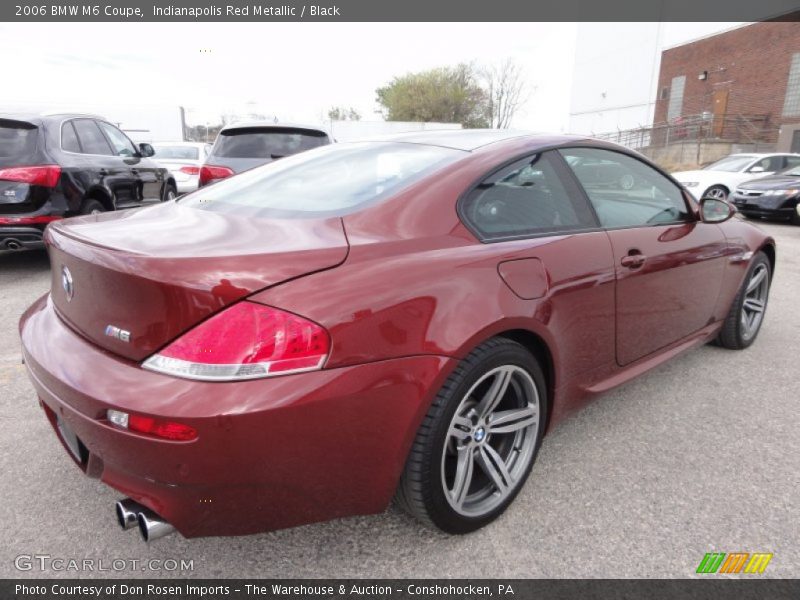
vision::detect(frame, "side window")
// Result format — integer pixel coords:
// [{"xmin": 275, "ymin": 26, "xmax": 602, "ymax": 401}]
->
[
  {"xmin": 559, "ymin": 148, "xmax": 691, "ymax": 228},
  {"xmin": 751, "ymin": 156, "xmax": 786, "ymax": 172},
  {"xmin": 61, "ymin": 121, "xmax": 81, "ymax": 153},
  {"xmin": 785, "ymin": 155, "xmax": 800, "ymax": 169},
  {"xmin": 460, "ymin": 151, "xmax": 597, "ymax": 240},
  {"xmin": 72, "ymin": 119, "xmax": 113, "ymax": 156},
  {"xmin": 772, "ymin": 156, "xmax": 788, "ymax": 171},
  {"xmin": 97, "ymin": 121, "xmax": 137, "ymax": 157}
]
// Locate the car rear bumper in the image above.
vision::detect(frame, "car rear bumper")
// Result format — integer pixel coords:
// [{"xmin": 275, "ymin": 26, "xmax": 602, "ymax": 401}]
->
[
  {"xmin": 20, "ymin": 294, "xmax": 454, "ymax": 537},
  {"xmin": 174, "ymin": 175, "xmax": 199, "ymax": 194},
  {"xmin": 0, "ymin": 226, "xmax": 45, "ymax": 250}
]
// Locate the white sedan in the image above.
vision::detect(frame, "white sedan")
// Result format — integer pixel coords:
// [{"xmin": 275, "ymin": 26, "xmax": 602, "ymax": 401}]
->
[
  {"xmin": 151, "ymin": 142, "xmax": 212, "ymax": 194},
  {"xmin": 673, "ymin": 153, "xmax": 800, "ymax": 200}
]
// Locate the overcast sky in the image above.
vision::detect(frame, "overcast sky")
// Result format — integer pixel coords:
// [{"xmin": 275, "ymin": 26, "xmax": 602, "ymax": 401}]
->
[{"xmin": 0, "ymin": 22, "xmax": 737, "ymax": 132}]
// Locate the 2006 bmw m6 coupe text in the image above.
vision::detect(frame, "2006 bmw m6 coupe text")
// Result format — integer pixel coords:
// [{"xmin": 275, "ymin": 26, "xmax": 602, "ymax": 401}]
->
[{"xmin": 20, "ymin": 131, "xmax": 775, "ymax": 541}]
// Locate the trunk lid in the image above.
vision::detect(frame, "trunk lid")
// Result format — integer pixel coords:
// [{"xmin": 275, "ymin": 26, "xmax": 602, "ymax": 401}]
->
[{"xmin": 47, "ymin": 202, "xmax": 349, "ymax": 361}]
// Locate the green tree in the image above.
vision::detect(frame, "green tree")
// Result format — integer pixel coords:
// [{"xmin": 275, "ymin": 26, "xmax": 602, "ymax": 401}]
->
[
  {"xmin": 376, "ymin": 63, "xmax": 490, "ymax": 128},
  {"xmin": 327, "ymin": 106, "xmax": 362, "ymax": 121}
]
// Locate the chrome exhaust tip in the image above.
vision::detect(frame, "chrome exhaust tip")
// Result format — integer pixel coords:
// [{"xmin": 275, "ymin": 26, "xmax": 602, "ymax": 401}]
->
[
  {"xmin": 137, "ymin": 508, "xmax": 176, "ymax": 542},
  {"xmin": 115, "ymin": 499, "xmax": 144, "ymax": 530}
]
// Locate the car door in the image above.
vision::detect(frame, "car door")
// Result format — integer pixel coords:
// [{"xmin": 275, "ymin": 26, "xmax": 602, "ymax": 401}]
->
[
  {"xmin": 70, "ymin": 118, "xmax": 137, "ymax": 206},
  {"xmin": 559, "ymin": 147, "xmax": 728, "ymax": 366},
  {"xmin": 96, "ymin": 121, "xmax": 162, "ymax": 204},
  {"xmin": 459, "ymin": 151, "xmax": 617, "ymax": 380}
]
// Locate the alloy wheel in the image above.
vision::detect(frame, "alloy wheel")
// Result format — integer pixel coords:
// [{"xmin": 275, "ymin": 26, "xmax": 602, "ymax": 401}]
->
[
  {"xmin": 741, "ymin": 263, "xmax": 769, "ymax": 341},
  {"xmin": 441, "ymin": 365, "xmax": 540, "ymax": 517}
]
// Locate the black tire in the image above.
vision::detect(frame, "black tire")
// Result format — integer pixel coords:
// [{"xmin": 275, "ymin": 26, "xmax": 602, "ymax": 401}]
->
[
  {"xmin": 701, "ymin": 185, "xmax": 728, "ymax": 201},
  {"xmin": 79, "ymin": 198, "xmax": 106, "ymax": 215},
  {"xmin": 163, "ymin": 183, "xmax": 178, "ymax": 202},
  {"xmin": 716, "ymin": 251, "xmax": 771, "ymax": 349},
  {"xmin": 396, "ymin": 337, "xmax": 548, "ymax": 534}
]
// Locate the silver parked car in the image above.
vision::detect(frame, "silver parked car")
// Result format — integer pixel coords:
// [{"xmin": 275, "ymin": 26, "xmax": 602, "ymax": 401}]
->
[
  {"xmin": 199, "ymin": 122, "xmax": 331, "ymax": 187},
  {"xmin": 151, "ymin": 142, "xmax": 212, "ymax": 194}
]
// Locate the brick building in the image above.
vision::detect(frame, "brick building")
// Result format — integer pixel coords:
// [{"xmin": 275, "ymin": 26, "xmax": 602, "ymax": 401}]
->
[{"xmin": 653, "ymin": 22, "xmax": 800, "ymax": 152}]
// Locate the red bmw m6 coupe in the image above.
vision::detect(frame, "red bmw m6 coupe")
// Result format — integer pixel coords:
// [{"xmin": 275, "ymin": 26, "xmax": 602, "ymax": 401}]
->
[{"xmin": 19, "ymin": 130, "xmax": 775, "ymax": 541}]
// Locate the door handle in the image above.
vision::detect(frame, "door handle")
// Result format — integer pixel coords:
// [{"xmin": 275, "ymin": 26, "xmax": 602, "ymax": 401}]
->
[
  {"xmin": 130, "ymin": 168, "xmax": 139, "ymax": 175},
  {"xmin": 98, "ymin": 168, "xmax": 108, "ymax": 176},
  {"xmin": 620, "ymin": 252, "xmax": 647, "ymax": 269}
]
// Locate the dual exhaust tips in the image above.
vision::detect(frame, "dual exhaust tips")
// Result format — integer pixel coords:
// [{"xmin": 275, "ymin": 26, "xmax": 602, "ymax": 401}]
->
[{"xmin": 115, "ymin": 499, "xmax": 175, "ymax": 542}]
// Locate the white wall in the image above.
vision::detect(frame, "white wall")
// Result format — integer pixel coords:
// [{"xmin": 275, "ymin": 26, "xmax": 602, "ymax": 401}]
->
[
  {"xmin": 569, "ymin": 23, "xmax": 663, "ymax": 135},
  {"xmin": 568, "ymin": 23, "xmax": 744, "ymax": 136}
]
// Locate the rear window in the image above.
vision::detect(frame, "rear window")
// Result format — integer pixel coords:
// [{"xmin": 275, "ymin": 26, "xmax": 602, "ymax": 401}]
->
[
  {"xmin": 181, "ymin": 142, "xmax": 463, "ymax": 218},
  {"xmin": 213, "ymin": 127, "xmax": 328, "ymax": 159},
  {"xmin": 0, "ymin": 120, "xmax": 37, "ymax": 158},
  {"xmin": 153, "ymin": 145, "xmax": 199, "ymax": 160}
]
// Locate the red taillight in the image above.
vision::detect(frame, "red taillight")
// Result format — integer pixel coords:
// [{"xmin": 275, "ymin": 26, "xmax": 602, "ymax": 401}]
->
[
  {"xmin": 198, "ymin": 164, "xmax": 234, "ymax": 186},
  {"xmin": 0, "ymin": 165, "xmax": 61, "ymax": 188},
  {"xmin": 107, "ymin": 409, "xmax": 197, "ymax": 441},
  {"xmin": 0, "ymin": 216, "xmax": 62, "ymax": 225},
  {"xmin": 142, "ymin": 302, "xmax": 330, "ymax": 381},
  {"xmin": 128, "ymin": 414, "xmax": 197, "ymax": 441},
  {"xmin": 179, "ymin": 166, "xmax": 200, "ymax": 175}
]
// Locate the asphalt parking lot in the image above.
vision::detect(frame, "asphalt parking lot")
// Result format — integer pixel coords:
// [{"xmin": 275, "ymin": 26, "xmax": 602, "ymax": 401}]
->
[{"xmin": 0, "ymin": 219, "xmax": 798, "ymax": 579}]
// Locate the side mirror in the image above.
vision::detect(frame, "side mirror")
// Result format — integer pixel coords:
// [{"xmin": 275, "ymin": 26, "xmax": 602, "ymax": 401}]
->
[
  {"xmin": 748, "ymin": 166, "xmax": 765, "ymax": 173},
  {"xmin": 700, "ymin": 197, "xmax": 736, "ymax": 223},
  {"xmin": 138, "ymin": 143, "xmax": 155, "ymax": 157}
]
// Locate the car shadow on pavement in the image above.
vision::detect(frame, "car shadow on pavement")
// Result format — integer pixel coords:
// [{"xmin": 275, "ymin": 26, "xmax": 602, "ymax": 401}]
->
[{"xmin": 0, "ymin": 249, "xmax": 49, "ymax": 272}]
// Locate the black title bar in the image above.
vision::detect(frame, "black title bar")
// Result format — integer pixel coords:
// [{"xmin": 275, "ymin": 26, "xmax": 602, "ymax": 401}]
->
[
  {"xmin": 4, "ymin": 579, "xmax": 800, "ymax": 600},
  {"xmin": 2, "ymin": 0, "xmax": 800, "ymax": 22}
]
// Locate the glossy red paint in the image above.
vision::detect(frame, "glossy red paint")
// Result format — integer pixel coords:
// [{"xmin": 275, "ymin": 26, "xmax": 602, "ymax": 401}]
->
[
  {"xmin": 19, "ymin": 132, "xmax": 775, "ymax": 538},
  {"xmin": 45, "ymin": 203, "xmax": 348, "ymax": 361}
]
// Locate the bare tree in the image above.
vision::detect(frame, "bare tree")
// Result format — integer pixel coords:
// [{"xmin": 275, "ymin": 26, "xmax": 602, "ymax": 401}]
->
[{"xmin": 482, "ymin": 59, "xmax": 529, "ymax": 129}]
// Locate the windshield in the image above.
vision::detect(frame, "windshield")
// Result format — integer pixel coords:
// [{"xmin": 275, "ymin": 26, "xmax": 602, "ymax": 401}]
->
[
  {"xmin": 703, "ymin": 155, "xmax": 756, "ymax": 172},
  {"xmin": 153, "ymin": 145, "xmax": 199, "ymax": 160},
  {"xmin": 180, "ymin": 142, "xmax": 464, "ymax": 218},
  {"xmin": 213, "ymin": 128, "xmax": 328, "ymax": 159}
]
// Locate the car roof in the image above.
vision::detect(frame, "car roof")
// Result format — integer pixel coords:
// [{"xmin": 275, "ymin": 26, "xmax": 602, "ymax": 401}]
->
[
  {"xmin": 356, "ymin": 129, "xmax": 593, "ymax": 152},
  {"xmin": 220, "ymin": 121, "xmax": 328, "ymax": 134},
  {"xmin": 0, "ymin": 112, "xmax": 107, "ymax": 127},
  {"xmin": 727, "ymin": 152, "xmax": 800, "ymax": 158},
  {"xmin": 151, "ymin": 141, "xmax": 209, "ymax": 146}
]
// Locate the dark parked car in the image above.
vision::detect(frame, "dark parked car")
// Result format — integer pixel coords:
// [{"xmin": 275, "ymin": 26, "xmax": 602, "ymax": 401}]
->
[
  {"xmin": 20, "ymin": 131, "xmax": 774, "ymax": 542},
  {"xmin": 199, "ymin": 122, "xmax": 331, "ymax": 187},
  {"xmin": 0, "ymin": 113, "xmax": 175, "ymax": 251},
  {"xmin": 731, "ymin": 165, "xmax": 800, "ymax": 225}
]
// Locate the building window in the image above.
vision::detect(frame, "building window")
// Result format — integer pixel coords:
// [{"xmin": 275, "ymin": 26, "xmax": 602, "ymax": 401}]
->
[
  {"xmin": 667, "ymin": 75, "xmax": 685, "ymax": 121},
  {"xmin": 783, "ymin": 53, "xmax": 800, "ymax": 117},
  {"xmin": 660, "ymin": 87, "xmax": 669, "ymax": 100}
]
